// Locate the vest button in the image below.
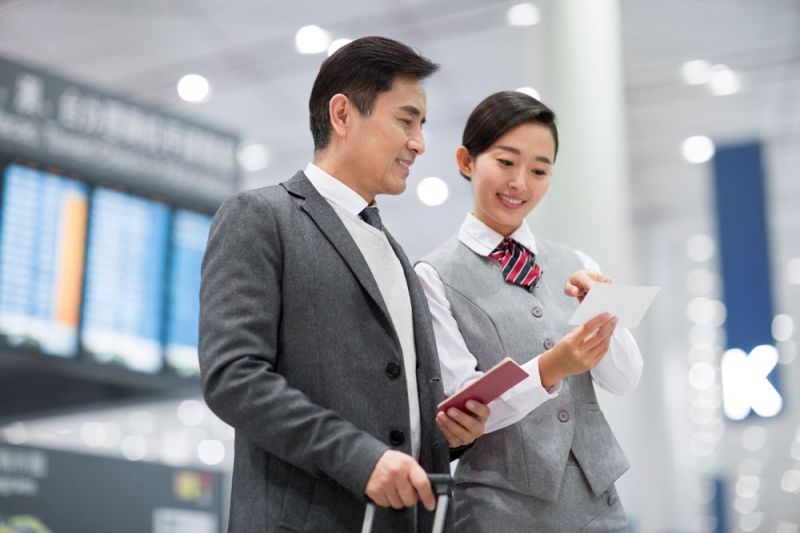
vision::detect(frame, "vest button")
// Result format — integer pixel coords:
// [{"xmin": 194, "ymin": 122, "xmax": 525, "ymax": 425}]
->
[
  {"xmin": 607, "ymin": 492, "xmax": 618, "ymax": 506},
  {"xmin": 389, "ymin": 429, "xmax": 406, "ymax": 446},
  {"xmin": 558, "ymin": 410, "xmax": 570, "ymax": 423},
  {"xmin": 385, "ymin": 361, "xmax": 402, "ymax": 379},
  {"xmin": 531, "ymin": 306, "xmax": 544, "ymax": 318},
  {"xmin": 544, "ymin": 338, "xmax": 555, "ymax": 350}
]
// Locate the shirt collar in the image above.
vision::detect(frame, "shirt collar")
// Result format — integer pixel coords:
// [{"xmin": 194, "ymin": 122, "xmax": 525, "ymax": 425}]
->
[
  {"xmin": 458, "ymin": 213, "xmax": 538, "ymax": 257},
  {"xmin": 304, "ymin": 162, "xmax": 371, "ymax": 216}
]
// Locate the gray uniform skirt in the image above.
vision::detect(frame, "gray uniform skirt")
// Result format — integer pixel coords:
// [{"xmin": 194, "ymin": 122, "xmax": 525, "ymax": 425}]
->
[{"xmin": 453, "ymin": 454, "xmax": 628, "ymax": 533}]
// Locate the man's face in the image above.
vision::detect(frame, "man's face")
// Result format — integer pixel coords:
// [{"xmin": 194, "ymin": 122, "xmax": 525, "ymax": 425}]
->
[{"xmin": 346, "ymin": 75, "xmax": 427, "ymax": 201}]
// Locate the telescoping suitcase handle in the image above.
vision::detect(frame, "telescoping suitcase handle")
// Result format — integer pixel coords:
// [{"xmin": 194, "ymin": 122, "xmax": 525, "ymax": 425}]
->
[{"xmin": 361, "ymin": 473, "xmax": 454, "ymax": 533}]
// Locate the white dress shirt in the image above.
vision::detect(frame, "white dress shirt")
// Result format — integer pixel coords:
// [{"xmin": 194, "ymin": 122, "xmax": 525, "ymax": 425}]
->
[
  {"xmin": 304, "ymin": 163, "xmax": 421, "ymax": 459},
  {"xmin": 414, "ymin": 213, "xmax": 643, "ymax": 434}
]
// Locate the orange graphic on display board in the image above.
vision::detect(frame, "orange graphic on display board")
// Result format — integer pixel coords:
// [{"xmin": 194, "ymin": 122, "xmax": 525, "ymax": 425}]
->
[{"xmin": 55, "ymin": 195, "xmax": 88, "ymax": 326}]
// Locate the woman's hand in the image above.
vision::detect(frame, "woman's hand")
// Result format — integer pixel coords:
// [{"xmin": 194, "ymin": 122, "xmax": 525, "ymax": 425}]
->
[
  {"xmin": 564, "ymin": 269, "xmax": 612, "ymax": 302},
  {"xmin": 538, "ymin": 313, "xmax": 618, "ymax": 388}
]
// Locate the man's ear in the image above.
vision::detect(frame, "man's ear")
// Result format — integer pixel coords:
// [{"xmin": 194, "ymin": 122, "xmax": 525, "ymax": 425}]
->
[
  {"xmin": 328, "ymin": 93, "xmax": 351, "ymax": 140},
  {"xmin": 455, "ymin": 146, "xmax": 474, "ymax": 180}
]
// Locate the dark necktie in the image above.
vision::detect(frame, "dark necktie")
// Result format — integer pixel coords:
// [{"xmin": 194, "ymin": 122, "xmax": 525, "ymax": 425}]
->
[
  {"xmin": 489, "ymin": 237, "xmax": 542, "ymax": 291},
  {"xmin": 359, "ymin": 206, "xmax": 383, "ymax": 231}
]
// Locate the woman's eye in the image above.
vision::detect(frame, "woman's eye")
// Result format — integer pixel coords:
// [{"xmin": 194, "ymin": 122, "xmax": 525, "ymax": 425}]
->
[
  {"xmin": 497, "ymin": 159, "xmax": 513, "ymax": 167},
  {"xmin": 533, "ymin": 169, "xmax": 547, "ymax": 176}
]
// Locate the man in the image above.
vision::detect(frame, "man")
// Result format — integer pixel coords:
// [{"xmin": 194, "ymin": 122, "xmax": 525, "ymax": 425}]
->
[{"xmin": 199, "ymin": 36, "xmax": 489, "ymax": 533}]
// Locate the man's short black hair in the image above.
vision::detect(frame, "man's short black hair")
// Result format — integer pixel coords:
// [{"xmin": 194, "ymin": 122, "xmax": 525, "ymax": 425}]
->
[{"xmin": 309, "ymin": 36, "xmax": 439, "ymax": 151}]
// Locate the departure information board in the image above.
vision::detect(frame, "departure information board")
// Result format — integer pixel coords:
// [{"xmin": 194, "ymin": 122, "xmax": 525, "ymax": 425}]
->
[
  {"xmin": 165, "ymin": 210, "xmax": 212, "ymax": 376},
  {"xmin": 81, "ymin": 187, "xmax": 171, "ymax": 373},
  {"xmin": 0, "ymin": 164, "xmax": 88, "ymax": 357}
]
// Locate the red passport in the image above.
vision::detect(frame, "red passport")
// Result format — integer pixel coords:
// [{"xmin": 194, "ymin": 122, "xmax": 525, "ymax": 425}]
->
[{"xmin": 437, "ymin": 358, "xmax": 530, "ymax": 413}]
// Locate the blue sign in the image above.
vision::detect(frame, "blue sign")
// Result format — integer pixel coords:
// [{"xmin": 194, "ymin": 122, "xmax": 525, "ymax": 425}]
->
[
  {"xmin": 81, "ymin": 187, "xmax": 170, "ymax": 373},
  {"xmin": 0, "ymin": 164, "xmax": 87, "ymax": 356},
  {"xmin": 165, "ymin": 210, "xmax": 212, "ymax": 376}
]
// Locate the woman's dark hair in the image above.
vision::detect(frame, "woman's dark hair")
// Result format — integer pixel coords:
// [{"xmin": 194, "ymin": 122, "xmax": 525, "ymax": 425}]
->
[
  {"xmin": 460, "ymin": 91, "xmax": 559, "ymax": 179},
  {"xmin": 309, "ymin": 36, "xmax": 439, "ymax": 151}
]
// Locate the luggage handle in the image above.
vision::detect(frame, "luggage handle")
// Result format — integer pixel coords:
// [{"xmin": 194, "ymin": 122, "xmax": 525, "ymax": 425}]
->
[{"xmin": 361, "ymin": 473, "xmax": 454, "ymax": 533}]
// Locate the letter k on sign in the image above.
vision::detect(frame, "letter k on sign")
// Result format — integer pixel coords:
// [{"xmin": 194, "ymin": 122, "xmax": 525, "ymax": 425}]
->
[{"xmin": 720, "ymin": 345, "xmax": 783, "ymax": 420}]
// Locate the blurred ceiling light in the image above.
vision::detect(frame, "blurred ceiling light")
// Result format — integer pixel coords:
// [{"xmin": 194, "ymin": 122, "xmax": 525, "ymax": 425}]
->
[
  {"xmin": 682, "ymin": 135, "xmax": 715, "ymax": 163},
  {"xmin": 237, "ymin": 141, "xmax": 271, "ymax": 172},
  {"xmin": 708, "ymin": 64, "xmax": 741, "ymax": 96},
  {"xmin": 2, "ymin": 422, "xmax": 28, "ymax": 444},
  {"xmin": 328, "ymin": 38, "xmax": 352, "ymax": 57},
  {"xmin": 507, "ymin": 3, "xmax": 541, "ymax": 26},
  {"xmin": 688, "ymin": 361, "xmax": 715, "ymax": 390},
  {"xmin": 782, "ymin": 471, "xmax": 800, "ymax": 493},
  {"xmin": 198, "ymin": 440, "xmax": 226, "ymax": 466},
  {"xmin": 735, "ymin": 475, "xmax": 761, "ymax": 498},
  {"xmin": 515, "ymin": 86, "xmax": 541, "ymax": 100},
  {"xmin": 80, "ymin": 421, "xmax": 107, "ymax": 448},
  {"xmin": 295, "ymin": 25, "xmax": 330, "ymax": 54},
  {"xmin": 772, "ymin": 314, "xmax": 794, "ymax": 341},
  {"xmin": 177, "ymin": 74, "xmax": 210, "ymax": 103},
  {"xmin": 686, "ymin": 233, "xmax": 715, "ymax": 261},
  {"xmin": 733, "ymin": 494, "xmax": 758, "ymax": 515},
  {"xmin": 417, "ymin": 177, "xmax": 449, "ymax": 206},
  {"xmin": 721, "ymin": 346, "xmax": 782, "ymax": 420},
  {"xmin": 177, "ymin": 399, "xmax": 206, "ymax": 427},
  {"xmin": 120, "ymin": 435, "xmax": 148, "ymax": 461},
  {"xmin": 681, "ymin": 59, "xmax": 711, "ymax": 85}
]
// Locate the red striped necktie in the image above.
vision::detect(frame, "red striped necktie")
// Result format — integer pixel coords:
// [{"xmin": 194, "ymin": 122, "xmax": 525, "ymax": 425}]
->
[{"xmin": 489, "ymin": 237, "xmax": 542, "ymax": 291}]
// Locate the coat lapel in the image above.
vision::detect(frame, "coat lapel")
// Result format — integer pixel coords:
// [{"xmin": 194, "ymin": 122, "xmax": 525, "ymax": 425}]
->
[{"xmin": 282, "ymin": 172, "xmax": 396, "ymax": 339}]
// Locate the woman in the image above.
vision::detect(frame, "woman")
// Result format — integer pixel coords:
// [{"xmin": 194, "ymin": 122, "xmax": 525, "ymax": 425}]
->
[{"xmin": 416, "ymin": 91, "xmax": 643, "ymax": 532}]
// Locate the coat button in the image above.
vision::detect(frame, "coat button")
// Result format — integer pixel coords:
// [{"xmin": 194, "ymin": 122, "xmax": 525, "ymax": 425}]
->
[
  {"xmin": 607, "ymin": 492, "xmax": 618, "ymax": 506},
  {"xmin": 544, "ymin": 338, "xmax": 555, "ymax": 350},
  {"xmin": 385, "ymin": 361, "xmax": 401, "ymax": 379},
  {"xmin": 531, "ymin": 306, "xmax": 544, "ymax": 318},
  {"xmin": 558, "ymin": 410, "xmax": 570, "ymax": 423},
  {"xmin": 389, "ymin": 429, "xmax": 406, "ymax": 446}
]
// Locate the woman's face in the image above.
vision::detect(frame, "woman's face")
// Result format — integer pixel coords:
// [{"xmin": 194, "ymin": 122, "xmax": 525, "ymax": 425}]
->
[{"xmin": 459, "ymin": 122, "xmax": 556, "ymax": 236}]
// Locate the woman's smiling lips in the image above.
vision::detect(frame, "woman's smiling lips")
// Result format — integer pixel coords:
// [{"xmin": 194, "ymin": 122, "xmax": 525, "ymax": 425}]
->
[{"xmin": 497, "ymin": 193, "xmax": 525, "ymax": 209}]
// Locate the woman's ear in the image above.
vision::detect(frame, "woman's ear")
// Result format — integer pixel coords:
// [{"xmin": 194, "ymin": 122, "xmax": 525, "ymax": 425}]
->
[
  {"xmin": 328, "ymin": 94, "xmax": 350, "ymax": 139},
  {"xmin": 456, "ymin": 146, "xmax": 474, "ymax": 180}
]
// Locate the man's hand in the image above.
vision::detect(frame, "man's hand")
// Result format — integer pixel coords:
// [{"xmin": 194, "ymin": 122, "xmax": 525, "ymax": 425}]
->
[
  {"xmin": 564, "ymin": 269, "xmax": 612, "ymax": 302},
  {"xmin": 365, "ymin": 450, "xmax": 435, "ymax": 511},
  {"xmin": 435, "ymin": 400, "xmax": 490, "ymax": 448},
  {"xmin": 538, "ymin": 313, "xmax": 618, "ymax": 388}
]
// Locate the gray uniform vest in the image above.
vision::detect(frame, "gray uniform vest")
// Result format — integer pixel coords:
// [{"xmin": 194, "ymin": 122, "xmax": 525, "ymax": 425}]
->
[{"xmin": 420, "ymin": 237, "xmax": 629, "ymax": 503}]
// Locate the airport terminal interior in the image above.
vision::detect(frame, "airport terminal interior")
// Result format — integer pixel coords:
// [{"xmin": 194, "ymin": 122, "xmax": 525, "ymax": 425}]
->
[{"xmin": 0, "ymin": 0, "xmax": 798, "ymax": 531}]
